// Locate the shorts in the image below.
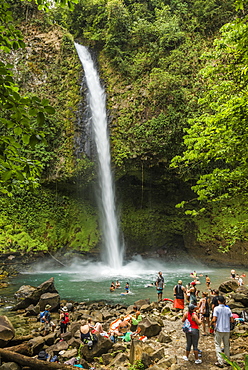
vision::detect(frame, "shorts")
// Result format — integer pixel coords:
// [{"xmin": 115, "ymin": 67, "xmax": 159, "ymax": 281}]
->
[
  {"xmin": 44, "ymin": 321, "xmax": 55, "ymax": 330},
  {"xmin": 157, "ymin": 289, "xmax": 163, "ymax": 294}
]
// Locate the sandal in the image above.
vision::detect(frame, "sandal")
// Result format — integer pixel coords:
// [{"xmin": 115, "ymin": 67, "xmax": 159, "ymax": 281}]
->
[{"xmin": 214, "ymin": 362, "xmax": 224, "ymax": 368}]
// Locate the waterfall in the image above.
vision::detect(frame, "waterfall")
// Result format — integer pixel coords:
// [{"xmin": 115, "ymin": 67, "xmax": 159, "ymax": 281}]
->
[{"xmin": 75, "ymin": 43, "xmax": 123, "ymax": 269}]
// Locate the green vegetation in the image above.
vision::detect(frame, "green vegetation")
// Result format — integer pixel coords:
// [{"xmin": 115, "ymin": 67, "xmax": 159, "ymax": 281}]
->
[
  {"xmin": 0, "ymin": 0, "xmax": 247, "ymax": 255},
  {"xmin": 0, "ymin": 188, "xmax": 100, "ymax": 254}
]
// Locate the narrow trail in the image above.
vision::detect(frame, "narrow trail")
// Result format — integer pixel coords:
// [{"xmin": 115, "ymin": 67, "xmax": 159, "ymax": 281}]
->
[{"xmin": 162, "ymin": 317, "xmax": 245, "ymax": 370}]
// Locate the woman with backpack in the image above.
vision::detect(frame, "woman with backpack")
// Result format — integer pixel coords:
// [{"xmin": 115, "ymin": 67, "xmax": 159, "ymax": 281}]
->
[
  {"xmin": 60, "ymin": 306, "xmax": 70, "ymax": 338},
  {"xmin": 182, "ymin": 304, "xmax": 202, "ymax": 364},
  {"xmin": 198, "ymin": 292, "xmax": 211, "ymax": 335}
]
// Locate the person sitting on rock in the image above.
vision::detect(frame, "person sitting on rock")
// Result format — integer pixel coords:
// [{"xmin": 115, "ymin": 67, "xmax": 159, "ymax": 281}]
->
[
  {"xmin": 131, "ymin": 311, "xmax": 142, "ymax": 331},
  {"xmin": 80, "ymin": 319, "xmax": 92, "ymax": 343},
  {"xmin": 117, "ymin": 315, "xmax": 131, "ymax": 335}
]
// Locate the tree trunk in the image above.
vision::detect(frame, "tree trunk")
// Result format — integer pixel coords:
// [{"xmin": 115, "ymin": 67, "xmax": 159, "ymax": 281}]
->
[
  {"xmin": 0, "ymin": 349, "xmax": 74, "ymax": 370},
  {"xmin": 4, "ymin": 342, "xmax": 33, "ymax": 356}
]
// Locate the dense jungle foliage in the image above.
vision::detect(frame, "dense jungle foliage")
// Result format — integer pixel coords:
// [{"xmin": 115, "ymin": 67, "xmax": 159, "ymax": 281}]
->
[{"xmin": 0, "ymin": 0, "xmax": 247, "ymax": 257}]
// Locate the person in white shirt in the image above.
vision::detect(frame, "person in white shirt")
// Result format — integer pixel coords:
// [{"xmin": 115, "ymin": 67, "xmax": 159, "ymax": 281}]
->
[{"xmin": 211, "ymin": 295, "xmax": 234, "ymax": 368}]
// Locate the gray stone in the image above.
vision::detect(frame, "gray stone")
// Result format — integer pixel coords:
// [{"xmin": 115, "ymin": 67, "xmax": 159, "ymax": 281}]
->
[
  {"xmin": 0, "ymin": 363, "xmax": 21, "ymax": 370},
  {"xmin": 28, "ymin": 335, "xmax": 45, "ymax": 354},
  {"xmin": 49, "ymin": 340, "xmax": 69, "ymax": 353},
  {"xmin": 134, "ymin": 299, "xmax": 150, "ymax": 308},
  {"xmin": 140, "ymin": 304, "xmax": 153, "ymax": 312},
  {"xmin": 0, "ymin": 316, "xmax": 15, "ymax": 347},
  {"xmin": 109, "ymin": 352, "xmax": 129, "ymax": 367},
  {"xmin": 150, "ymin": 347, "xmax": 165, "ymax": 362},
  {"xmin": 60, "ymin": 348, "xmax": 78, "ymax": 358},
  {"xmin": 24, "ymin": 304, "xmax": 40, "ymax": 316},
  {"xmin": 67, "ymin": 337, "xmax": 82, "ymax": 348},
  {"xmin": 157, "ymin": 330, "xmax": 172, "ymax": 343},
  {"xmin": 137, "ymin": 318, "xmax": 161, "ymax": 337},
  {"xmin": 38, "ymin": 292, "xmax": 60, "ymax": 311},
  {"xmin": 80, "ymin": 334, "xmax": 113, "ymax": 361},
  {"xmin": 219, "ymin": 280, "xmax": 239, "ymax": 293},
  {"xmin": 13, "ymin": 278, "xmax": 58, "ymax": 310}
]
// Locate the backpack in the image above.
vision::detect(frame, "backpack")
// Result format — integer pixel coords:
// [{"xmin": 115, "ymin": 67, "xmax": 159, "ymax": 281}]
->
[
  {"xmin": 61, "ymin": 312, "xmax": 69, "ymax": 324},
  {"xmin": 39, "ymin": 311, "xmax": 46, "ymax": 323},
  {"xmin": 182, "ymin": 319, "xmax": 192, "ymax": 333},
  {"xmin": 38, "ymin": 350, "xmax": 48, "ymax": 361}
]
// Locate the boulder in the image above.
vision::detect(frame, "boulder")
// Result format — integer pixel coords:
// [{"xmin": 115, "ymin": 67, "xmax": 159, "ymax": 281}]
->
[
  {"xmin": 80, "ymin": 334, "xmax": 113, "ymax": 361},
  {"xmin": 102, "ymin": 353, "xmax": 113, "ymax": 365},
  {"xmin": 24, "ymin": 304, "xmax": 40, "ymax": 316},
  {"xmin": 60, "ymin": 348, "xmax": 78, "ymax": 358},
  {"xmin": 230, "ymin": 292, "xmax": 248, "ymax": 307},
  {"xmin": 0, "ymin": 316, "xmax": 15, "ymax": 347},
  {"xmin": 157, "ymin": 330, "xmax": 172, "ymax": 343},
  {"xmin": 70, "ymin": 322, "xmax": 81, "ymax": 337},
  {"xmin": 137, "ymin": 318, "xmax": 161, "ymax": 337},
  {"xmin": 130, "ymin": 339, "xmax": 155, "ymax": 364},
  {"xmin": 156, "ymin": 355, "xmax": 177, "ymax": 368},
  {"xmin": 0, "ymin": 363, "xmax": 21, "ymax": 370},
  {"xmin": 38, "ymin": 292, "xmax": 60, "ymax": 311},
  {"xmin": 109, "ymin": 352, "xmax": 129, "ymax": 367},
  {"xmin": 43, "ymin": 332, "xmax": 56, "ymax": 346},
  {"xmin": 90, "ymin": 311, "xmax": 103, "ymax": 322},
  {"xmin": 101, "ymin": 310, "xmax": 114, "ymax": 320},
  {"xmin": 149, "ymin": 347, "xmax": 165, "ymax": 363},
  {"xmin": 28, "ymin": 336, "xmax": 45, "ymax": 354},
  {"xmin": 49, "ymin": 340, "xmax": 69, "ymax": 353},
  {"xmin": 134, "ymin": 299, "xmax": 150, "ymax": 308},
  {"xmin": 12, "ymin": 278, "xmax": 58, "ymax": 310},
  {"xmin": 140, "ymin": 304, "xmax": 153, "ymax": 312},
  {"xmin": 67, "ymin": 337, "xmax": 81, "ymax": 349},
  {"xmin": 227, "ymin": 300, "xmax": 245, "ymax": 310},
  {"xmin": 219, "ymin": 280, "xmax": 239, "ymax": 293}
]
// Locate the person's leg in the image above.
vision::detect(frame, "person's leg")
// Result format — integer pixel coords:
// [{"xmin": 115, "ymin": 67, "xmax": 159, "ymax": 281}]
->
[
  {"xmin": 215, "ymin": 331, "xmax": 224, "ymax": 365},
  {"xmin": 184, "ymin": 333, "xmax": 193, "ymax": 359},
  {"xmin": 222, "ymin": 332, "xmax": 230, "ymax": 359},
  {"xmin": 192, "ymin": 329, "xmax": 199, "ymax": 360}
]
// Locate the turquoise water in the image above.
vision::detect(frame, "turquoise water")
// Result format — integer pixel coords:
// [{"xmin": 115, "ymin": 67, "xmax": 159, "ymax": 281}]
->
[{"xmin": 1, "ymin": 256, "xmax": 247, "ymax": 308}]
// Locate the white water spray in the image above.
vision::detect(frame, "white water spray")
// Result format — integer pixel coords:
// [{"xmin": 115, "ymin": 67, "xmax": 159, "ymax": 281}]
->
[{"xmin": 75, "ymin": 43, "xmax": 123, "ymax": 269}]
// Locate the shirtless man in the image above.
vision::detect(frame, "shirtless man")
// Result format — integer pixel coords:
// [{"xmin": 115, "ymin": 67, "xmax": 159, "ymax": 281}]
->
[{"xmin": 116, "ymin": 315, "xmax": 131, "ymax": 336}]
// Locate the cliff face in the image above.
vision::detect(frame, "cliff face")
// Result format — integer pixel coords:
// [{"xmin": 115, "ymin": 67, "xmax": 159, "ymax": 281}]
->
[{"xmin": 1, "ymin": 5, "xmax": 247, "ymax": 267}]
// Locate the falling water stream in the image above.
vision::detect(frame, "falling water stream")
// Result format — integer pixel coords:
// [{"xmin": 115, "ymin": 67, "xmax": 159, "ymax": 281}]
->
[{"xmin": 75, "ymin": 43, "xmax": 123, "ymax": 269}]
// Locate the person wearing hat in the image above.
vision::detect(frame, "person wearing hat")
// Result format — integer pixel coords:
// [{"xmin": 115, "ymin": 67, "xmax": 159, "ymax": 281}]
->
[
  {"xmin": 182, "ymin": 304, "xmax": 202, "ymax": 364},
  {"xmin": 59, "ymin": 306, "xmax": 70, "ymax": 338},
  {"xmin": 42, "ymin": 304, "xmax": 55, "ymax": 335},
  {"xmin": 173, "ymin": 280, "xmax": 186, "ymax": 312}
]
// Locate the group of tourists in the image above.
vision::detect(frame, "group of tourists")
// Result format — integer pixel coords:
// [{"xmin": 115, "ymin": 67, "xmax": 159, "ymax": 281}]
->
[
  {"xmin": 182, "ymin": 294, "xmax": 234, "ymax": 367},
  {"xmin": 39, "ymin": 269, "xmax": 246, "ymax": 368},
  {"xmin": 173, "ymin": 269, "xmax": 245, "ymax": 367},
  {"xmin": 109, "ymin": 280, "xmax": 129, "ymax": 294}
]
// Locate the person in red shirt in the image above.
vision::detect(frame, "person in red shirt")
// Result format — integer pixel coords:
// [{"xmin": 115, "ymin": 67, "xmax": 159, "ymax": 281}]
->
[{"xmin": 182, "ymin": 304, "xmax": 202, "ymax": 364}]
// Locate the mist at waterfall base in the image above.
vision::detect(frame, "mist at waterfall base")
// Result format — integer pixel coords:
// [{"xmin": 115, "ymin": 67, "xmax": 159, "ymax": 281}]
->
[{"xmin": 6, "ymin": 256, "xmax": 247, "ymax": 307}]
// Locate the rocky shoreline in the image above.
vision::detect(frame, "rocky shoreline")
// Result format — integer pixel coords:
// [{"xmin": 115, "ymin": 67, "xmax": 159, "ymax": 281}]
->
[{"xmin": 0, "ymin": 277, "xmax": 247, "ymax": 370}]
